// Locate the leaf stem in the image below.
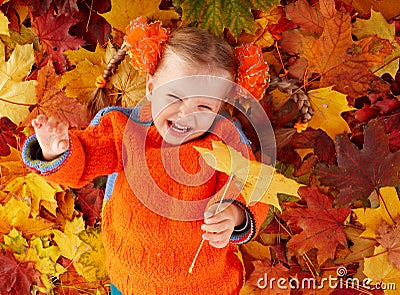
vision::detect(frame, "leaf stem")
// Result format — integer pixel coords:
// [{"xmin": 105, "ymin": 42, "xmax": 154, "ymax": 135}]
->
[
  {"xmin": 274, "ymin": 41, "xmax": 288, "ymax": 79},
  {"xmin": 188, "ymin": 174, "xmax": 234, "ymax": 273},
  {"xmin": 377, "ymin": 188, "xmax": 397, "ymax": 224},
  {"xmin": 0, "ymin": 97, "xmax": 36, "ymax": 107}
]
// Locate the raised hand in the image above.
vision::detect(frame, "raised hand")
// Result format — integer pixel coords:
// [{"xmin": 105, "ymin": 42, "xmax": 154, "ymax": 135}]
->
[{"xmin": 31, "ymin": 115, "xmax": 69, "ymax": 161}]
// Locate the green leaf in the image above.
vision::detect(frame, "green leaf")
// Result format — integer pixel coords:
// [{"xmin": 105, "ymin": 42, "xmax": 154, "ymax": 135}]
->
[{"xmin": 182, "ymin": 0, "xmax": 280, "ymax": 37}]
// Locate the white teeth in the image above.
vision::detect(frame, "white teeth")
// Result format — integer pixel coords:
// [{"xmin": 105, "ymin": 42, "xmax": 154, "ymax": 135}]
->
[{"xmin": 171, "ymin": 121, "xmax": 190, "ymax": 133}]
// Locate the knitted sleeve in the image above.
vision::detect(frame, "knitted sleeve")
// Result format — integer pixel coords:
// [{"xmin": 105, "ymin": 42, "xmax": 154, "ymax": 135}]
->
[
  {"xmin": 209, "ymin": 117, "xmax": 270, "ymax": 245},
  {"xmin": 22, "ymin": 111, "xmax": 127, "ymax": 188}
]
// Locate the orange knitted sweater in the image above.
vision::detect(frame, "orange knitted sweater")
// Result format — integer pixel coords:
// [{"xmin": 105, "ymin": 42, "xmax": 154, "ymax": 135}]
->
[{"xmin": 22, "ymin": 106, "xmax": 269, "ymax": 295}]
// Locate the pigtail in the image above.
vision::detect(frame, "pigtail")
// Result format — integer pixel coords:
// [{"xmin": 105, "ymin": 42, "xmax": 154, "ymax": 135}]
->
[{"xmin": 86, "ymin": 45, "xmax": 128, "ymax": 120}]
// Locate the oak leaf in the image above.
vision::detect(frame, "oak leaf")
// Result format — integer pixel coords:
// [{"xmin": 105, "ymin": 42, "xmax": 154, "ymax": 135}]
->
[
  {"xmin": 377, "ymin": 218, "xmax": 400, "ymax": 269},
  {"xmin": 31, "ymin": 4, "xmax": 84, "ymax": 72},
  {"xmin": 307, "ymin": 86, "xmax": 355, "ymax": 141},
  {"xmin": 316, "ymin": 121, "xmax": 400, "ymax": 207},
  {"xmin": 0, "ymin": 44, "xmax": 37, "ymax": 124},
  {"xmin": 0, "ymin": 250, "xmax": 41, "ymax": 295},
  {"xmin": 101, "ymin": 0, "xmax": 179, "ymax": 33},
  {"xmin": 21, "ymin": 62, "xmax": 88, "ymax": 128},
  {"xmin": 281, "ymin": 185, "xmax": 351, "ymax": 265}
]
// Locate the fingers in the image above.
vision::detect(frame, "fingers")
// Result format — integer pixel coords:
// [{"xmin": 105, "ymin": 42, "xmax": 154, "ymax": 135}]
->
[
  {"xmin": 202, "ymin": 230, "xmax": 231, "ymax": 248},
  {"xmin": 32, "ymin": 115, "xmax": 68, "ymax": 133}
]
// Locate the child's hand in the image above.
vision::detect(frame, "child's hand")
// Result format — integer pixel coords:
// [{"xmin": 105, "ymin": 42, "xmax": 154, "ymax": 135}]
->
[
  {"xmin": 201, "ymin": 203, "xmax": 245, "ymax": 248},
  {"xmin": 32, "ymin": 115, "xmax": 69, "ymax": 161}
]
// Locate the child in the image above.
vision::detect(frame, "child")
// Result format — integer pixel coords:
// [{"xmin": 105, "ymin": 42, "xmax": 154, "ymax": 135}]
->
[{"xmin": 22, "ymin": 17, "xmax": 270, "ymax": 295}]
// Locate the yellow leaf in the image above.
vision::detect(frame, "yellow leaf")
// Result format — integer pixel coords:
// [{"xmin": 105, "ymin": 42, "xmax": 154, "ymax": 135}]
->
[
  {"xmin": 17, "ymin": 237, "xmax": 61, "ymax": 275},
  {"xmin": 4, "ymin": 228, "xmax": 28, "ymax": 254},
  {"xmin": 363, "ymin": 245, "xmax": 400, "ymax": 294},
  {"xmin": 4, "ymin": 173, "xmax": 58, "ymax": 218},
  {"xmin": 110, "ymin": 56, "xmax": 146, "ymax": 107},
  {"xmin": 101, "ymin": 0, "xmax": 179, "ymax": 33},
  {"xmin": 0, "ymin": 198, "xmax": 53, "ymax": 237},
  {"xmin": 0, "ymin": 44, "xmax": 37, "ymax": 124},
  {"xmin": 352, "ymin": 10, "xmax": 400, "ymax": 79},
  {"xmin": 269, "ymin": 88, "xmax": 291, "ymax": 111},
  {"xmin": 240, "ymin": 241, "xmax": 271, "ymax": 261},
  {"xmin": 58, "ymin": 46, "xmax": 106, "ymax": 103},
  {"xmin": 0, "ymin": 11, "xmax": 10, "ymax": 36},
  {"xmin": 0, "ymin": 146, "xmax": 30, "ymax": 184},
  {"xmin": 194, "ymin": 141, "xmax": 303, "ymax": 211},
  {"xmin": 78, "ymin": 227, "xmax": 108, "ymax": 281},
  {"xmin": 52, "ymin": 217, "xmax": 90, "ymax": 262},
  {"xmin": 308, "ymin": 86, "xmax": 355, "ymax": 141},
  {"xmin": 294, "ymin": 148, "xmax": 314, "ymax": 161},
  {"xmin": 353, "ymin": 187, "xmax": 400, "ymax": 238}
]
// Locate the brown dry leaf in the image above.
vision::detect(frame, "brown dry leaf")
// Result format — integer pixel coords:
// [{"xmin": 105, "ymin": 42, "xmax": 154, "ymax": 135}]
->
[
  {"xmin": 341, "ymin": 0, "xmax": 400, "ymax": 20},
  {"xmin": 335, "ymin": 226, "xmax": 377, "ymax": 280},
  {"xmin": 284, "ymin": 0, "xmax": 324, "ymax": 36},
  {"xmin": 377, "ymin": 217, "xmax": 400, "ymax": 269},
  {"xmin": 21, "ymin": 62, "xmax": 88, "ymax": 128}
]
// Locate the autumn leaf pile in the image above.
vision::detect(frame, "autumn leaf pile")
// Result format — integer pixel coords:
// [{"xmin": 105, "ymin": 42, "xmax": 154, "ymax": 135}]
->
[{"xmin": 0, "ymin": 0, "xmax": 399, "ymax": 294}]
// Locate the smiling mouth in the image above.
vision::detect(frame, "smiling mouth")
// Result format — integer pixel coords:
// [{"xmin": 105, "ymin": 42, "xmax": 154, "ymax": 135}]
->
[{"xmin": 168, "ymin": 120, "xmax": 192, "ymax": 133}]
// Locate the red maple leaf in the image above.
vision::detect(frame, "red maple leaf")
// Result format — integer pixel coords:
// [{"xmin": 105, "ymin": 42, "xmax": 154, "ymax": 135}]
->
[
  {"xmin": 316, "ymin": 120, "xmax": 400, "ymax": 207},
  {"xmin": 21, "ymin": 62, "xmax": 88, "ymax": 128},
  {"xmin": 0, "ymin": 117, "xmax": 26, "ymax": 157},
  {"xmin": 74, "ymin": 182, "xmax": 104, "ymax": 226},
  {"xmin": 31, "ymin": 4, "xmax": 85, "ymax": 73},
  {"xmin": 281, "ymin": 185, "xmax": 351, "ymax": 265},
  {"xmin": 0, "ymin": 251, "xmax": 41, "ymax": 295}
]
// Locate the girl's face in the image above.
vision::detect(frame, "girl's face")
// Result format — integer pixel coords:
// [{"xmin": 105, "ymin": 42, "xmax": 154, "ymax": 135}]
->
[{"xmin": 146, "ymin": 54, "xmax": 233, "ymax": 145}]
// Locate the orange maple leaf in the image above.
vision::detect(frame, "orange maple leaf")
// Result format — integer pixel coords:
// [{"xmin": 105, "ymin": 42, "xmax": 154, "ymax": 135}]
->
[
  {"xmin": 21, "ymin": 62, "xmax": 88, "ymax": 128},
  {"xmin": 281, "ymin": 186, "xmax": 351, "ymax": 265}
]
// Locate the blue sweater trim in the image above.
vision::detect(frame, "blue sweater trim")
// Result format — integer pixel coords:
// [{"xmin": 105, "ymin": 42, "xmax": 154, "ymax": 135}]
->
[{"xmin": 21, "ymin": 134, "xmax": 71, "ymax": 175}]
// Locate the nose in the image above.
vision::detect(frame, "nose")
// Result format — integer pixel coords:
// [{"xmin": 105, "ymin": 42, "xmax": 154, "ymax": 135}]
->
[{"xmin": 177, "ymin": 100, "xmax": 196, "ymax": 118}]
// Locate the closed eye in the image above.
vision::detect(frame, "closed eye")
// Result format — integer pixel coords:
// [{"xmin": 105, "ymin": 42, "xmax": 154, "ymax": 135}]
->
[
  {"xmin": 167, "ymin": 94, "xmax": 182, "ymax": 101},
  {"xmin": 198, "ymin": 105, "xmax": 213, "ymax": 111}
]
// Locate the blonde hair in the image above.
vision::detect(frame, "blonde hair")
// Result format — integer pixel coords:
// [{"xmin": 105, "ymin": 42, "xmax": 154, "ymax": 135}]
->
[{"xmin": 86, "ymin": 26, "xmax": 237, "ymax": 119}]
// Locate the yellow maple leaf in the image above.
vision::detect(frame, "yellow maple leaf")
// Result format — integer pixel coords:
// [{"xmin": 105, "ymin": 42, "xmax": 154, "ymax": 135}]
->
[
  {"xmin": 353, "ymin": 10, "xmax": 400, "ymax": 79},
  {"xmin": 353, "ymin": 187, "xmax": 400, "ymax": 238},
  {"xmin": 77, "ymin": 227, "xmax": 108, "ymax": 282},
  {"xmin": 0, "ymin": 198, "xmax": 54, "ymax": 237},
  {"xmin": 101, "ymin": 0, "xmax": 179, "ymax": 33},
  {"xmin": 194, "ymin": 140, "xmax": 303, "ymax": 211},
  {"xmin": 52, "ymin": 217, "xmax": 90, "ymax": 262},
  {"xmin": 0, "ymin": 146, "xmax": 30, "ymax": 185},
  {"xmin": 0, "ymin": 11, "xmax": 10, "ymax": 36},
  {"xmin": 4, "ymin": 173, "xmax": 58, "ymax": 218},
  {"xmin": 110, "ymin": 56, "xmax": 146, "ymax": 107},
  {"xmin": 363, "ymin": 245, "xmax": 400, "ymax": 294},
  {"xmin": 308, "ymin": 86, "xmax": 355, "ymax": 141},
  {"xmin": 59, "ymin": 45, "xmax": 107, "ymax": 103},
  {"xmin": 0, "ymin": 44, "xmax": 37, "ymax": 124}
]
